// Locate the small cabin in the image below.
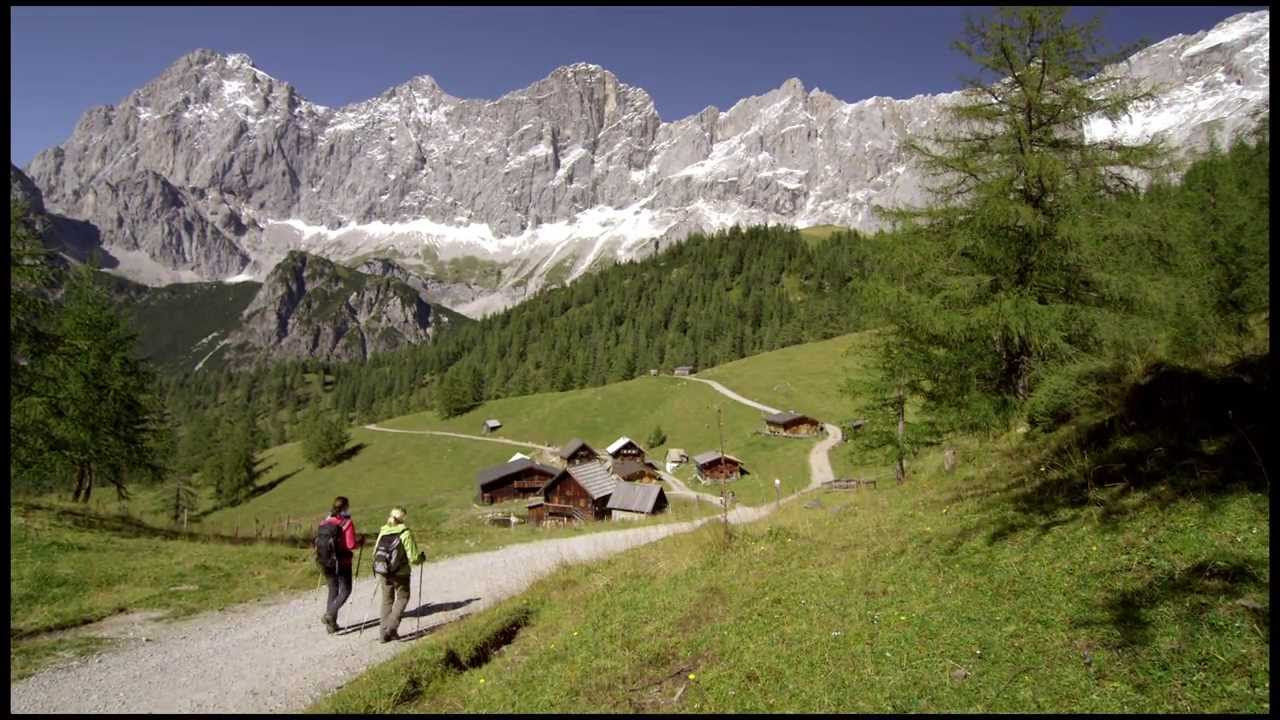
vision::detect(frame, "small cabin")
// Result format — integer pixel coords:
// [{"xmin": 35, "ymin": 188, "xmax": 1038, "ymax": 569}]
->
[
  {"xmin": 673, "ymin": 365, "xmax": 695, "ymax": 376},
  {"xmin": 693, "ymin": 451, "xmax": 748, "ymax": 483},
  {"xmin": 606, "ymin": 436, "xmax": 647, "ymax": 461},
  {"xmin": 607, "ymin": 481, "xmax": 669, "ymax": 521},
  {"xmin": 483, "ymin": 419, "xmax": 502, "ymax": 434},
  {"xmin": 559, "ymin": 438, "xmax": 601, "ymax": 466},
  {"xmin": 664, "ymin": 448, "xmax": 688, "ymax": 472},
  {"xmin": 530, "ymin": 461, "xmax": 617, "ymax": 525},
  {"xmin": 612, "ymin": 458, "xmax": 662, "ymax": 484},
  {"xmin": 474, "ymin": 458, "xmax": 559, "ymax": 504},
  {"xmin": 764, "ymin": 411, "xmax": 821, "ymax": 437}
]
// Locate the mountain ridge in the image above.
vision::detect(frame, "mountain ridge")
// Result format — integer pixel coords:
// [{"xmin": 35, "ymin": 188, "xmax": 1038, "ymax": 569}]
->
[{"xmin": 22, "ymin": 10, "xmax": 1270, "ymax": 316}]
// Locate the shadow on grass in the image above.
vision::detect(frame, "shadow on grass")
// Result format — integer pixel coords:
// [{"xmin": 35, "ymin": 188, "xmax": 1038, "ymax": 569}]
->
[
  {"xmin": 246, "ymin": 467, "xmax": 304, "ymax": 501},
  {"xmin": 1071, "ymin": 551, "xmax": 1269, "ymax": 649},
  {"xmin": 330, "ymin": 442, "xmax": 368, "ymax": 466},
  {"xmin": 975, "ymin": 354, "xmax": 1269, "ymax": 546}
]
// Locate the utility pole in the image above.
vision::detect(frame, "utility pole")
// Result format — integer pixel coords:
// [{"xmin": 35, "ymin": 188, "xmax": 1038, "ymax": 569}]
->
[{"xmin": 717, "ymin": 404, "xmax": 729, "ymax": 538}]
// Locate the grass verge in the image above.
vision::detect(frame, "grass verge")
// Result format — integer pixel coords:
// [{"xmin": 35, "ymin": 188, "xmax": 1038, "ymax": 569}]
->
[{"xmin": 311, "ymin": 430, "xmax": 1269, "ymax": 712}]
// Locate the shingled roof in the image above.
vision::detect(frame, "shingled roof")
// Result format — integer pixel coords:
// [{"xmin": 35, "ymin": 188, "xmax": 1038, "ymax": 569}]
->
[
  {"xmin": 611, "ymin": 459, "xmax": 658, "ymax": 479},
  {"xmin": 606, "ymin": 436, "xmax": 644, "ymax": 456},
  {"xmin": 565, "ymin": 461, "xmax": 617, "ymax": 500},
  {"xmin": 692, "ymin": 451, "xmax": 745, "ymax": 467},
  {"xmin": 559, "ymin": 437, "xmax": 597, "ymax": 460},
  {"xmin": 607, "ymin": 481, "xmax": 667, "ymax": 514},
  {"xmin": 474, "ymin": 458, "xmax": 559, "ymax": 491}
]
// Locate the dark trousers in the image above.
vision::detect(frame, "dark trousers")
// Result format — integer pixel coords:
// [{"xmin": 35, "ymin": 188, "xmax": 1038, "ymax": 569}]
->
[
  {"xmin": 324, "ymin": 565, "xmax": 353, "ymax": 621},
  {"xmin": 379, "ymin": 573, "xmax": 412, "ymax": 637}
]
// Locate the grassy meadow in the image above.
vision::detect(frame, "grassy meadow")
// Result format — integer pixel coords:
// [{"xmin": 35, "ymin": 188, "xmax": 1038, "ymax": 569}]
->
[
  {"xmin": 9, "ymin": 502, "xmax": 316, "ymax": 681},
  {"xmin": 373, "ymin": 373, "xmax": 817, "ymax": 506},
  {"xmin": 313, "ymin": 430, "xmax": 1270, "ymax": 713}
]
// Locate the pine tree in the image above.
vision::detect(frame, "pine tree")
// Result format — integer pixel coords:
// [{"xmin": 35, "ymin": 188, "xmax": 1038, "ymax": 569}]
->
[
  {"xmin": 300, "ymin": 410, "xmax": 352, "ymax": 467},
  {"xmin": 874, "ymin": 7, "xmax": 1168, "ymax": 426},
  {"xmin": 14, "ymin": 259, "xmax": 166, "ymax": 501}
]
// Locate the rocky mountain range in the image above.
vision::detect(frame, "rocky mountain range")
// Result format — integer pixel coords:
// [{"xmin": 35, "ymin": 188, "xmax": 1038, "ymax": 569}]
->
[{"xmin": 19, "ymin": 10, "xmax": 1271, "ymax": 317}]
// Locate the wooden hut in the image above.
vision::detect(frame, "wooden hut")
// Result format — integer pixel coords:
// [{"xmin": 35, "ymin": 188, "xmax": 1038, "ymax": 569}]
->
[
  {"xmin": 559, "ymin": 438, "xmax": 601, "ymax": 466},
  {"xmin": 612, "ymin": 458, "xmax": 662, "ymax": 484},
  {"xmin": 482, "ymin": 419, "xmax": 502, "ymax": 434},
  {"xmin": 606, "ymin": 436, "xmax": 647, "ymax": 461},
  {"xmin": 764, "ymin": 411, "xmax": 821, "ymax": 437},
  {"xmin": 607, "ymin": 481, "xmax": 669, "ymax": 521},
  {"xmin": 664, "ymin": 448, "xmax": 688, "ymax": 473},
  {"xmin": 673, "ymin": 365, "xmax": 695, "ymax": 376},
  {"xmin": 474, "ymin": 458, "xmax": 559, "ymax": 504},
  {"xmin": 693, "ymin": 451, "xmax": 748, "ymax": 483},
  {"xmin": 531, "ymin": 461, "xmax": 617, "ymax": 525}
]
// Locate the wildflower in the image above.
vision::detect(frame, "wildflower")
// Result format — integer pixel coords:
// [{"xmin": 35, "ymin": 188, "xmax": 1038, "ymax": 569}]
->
[
  {"xmin": 688, "ymin": 673, "xmax": 697, "ymax": 681},
  {"xmin": 479, "ymin": 678, "xmax": 486, "ymax": 684}
]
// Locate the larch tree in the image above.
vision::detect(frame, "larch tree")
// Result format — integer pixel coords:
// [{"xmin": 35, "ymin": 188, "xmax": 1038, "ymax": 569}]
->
[{"xmin": 873, "ymin": 6, "xmax": 1170, "ymax": 428}]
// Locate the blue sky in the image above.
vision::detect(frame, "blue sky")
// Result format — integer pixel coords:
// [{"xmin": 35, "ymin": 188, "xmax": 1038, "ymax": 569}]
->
[{"xmin": 9, "ymin": 5, "xmax": 1264, "ymax": 167}]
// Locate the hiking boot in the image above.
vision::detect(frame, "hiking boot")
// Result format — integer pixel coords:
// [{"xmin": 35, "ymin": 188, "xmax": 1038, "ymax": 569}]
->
[
  {"xmin": 322, "ymin": 614, "xmax": 338, "ymax": 634},
  {"xmin": 380, "ymin": 629, "xmax": 400, "ymax": 643}
]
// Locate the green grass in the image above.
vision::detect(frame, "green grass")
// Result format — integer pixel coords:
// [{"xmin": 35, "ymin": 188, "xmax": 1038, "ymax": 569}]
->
[
  {"xmin": 313, "ymin": 431, "xmax": 1269, "ymax": 713},
  {"xmin": 186, "ymin": 427, "xmax": 724, "ymax": 561},
  {"xmin": 699, "ymin": 330, "xmax": 908, "ymax": 480},
  {"xmin": 10, "ymin": 502, "xmax": 316, "ymax": 681},
  {"xmin": 376, "ymin": 375, "xmax": 816, "ymax": 505}
]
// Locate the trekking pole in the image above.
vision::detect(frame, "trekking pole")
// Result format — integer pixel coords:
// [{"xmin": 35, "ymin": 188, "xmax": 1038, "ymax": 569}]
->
[
  {"xmin": 359, "ymin": 577, "xmax": 379, "ymax": 637},
  {"xmin": 416, "ymin": 565, "xmax": 424, "ymax": 633},
  {"xmin": 354, "ymin": 536, "xmax": 364, "ymax": 578}
]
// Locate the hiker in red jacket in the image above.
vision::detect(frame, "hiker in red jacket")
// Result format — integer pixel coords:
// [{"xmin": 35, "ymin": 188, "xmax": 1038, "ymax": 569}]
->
[{"xmin": 319, "ymin": 496, "xmax": 365, "ymax": 633}]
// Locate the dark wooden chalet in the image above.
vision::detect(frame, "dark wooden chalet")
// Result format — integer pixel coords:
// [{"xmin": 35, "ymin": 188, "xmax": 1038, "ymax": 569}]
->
[
  {"xmin": 673, "ymin": 365, "xmax": 695, "ymax": 376},
  {"xmin": 607, "ymin": 481, "xmax": 669, "ymax": 520},
  {"xmin": 474, "ymin": 458, "xmax": 558, "ymax": 504},
  {"xmin": 611, "ymin": 458, "xmax": 662, "ymax": 484},
  {"xmin": 764, "ymin": 411, "xmax": 821, "ymax": 437},
  {"xmin": 527, "ymin": 461, "xmax": 617, "ymax": 525},
  {"xmin": 606, "ymin": 436, "xmax": 647, "ymax": 461},
  {"xmin": 693, "ymin": 451, "xmax": 749, "ymax": 483},
  {"xmin": 483, "ymin": 419, "xmax": 502, "ymax": 434},
  {"xmin": 559, "ymin": 437, "xmax": 601, "ymax": 466}
]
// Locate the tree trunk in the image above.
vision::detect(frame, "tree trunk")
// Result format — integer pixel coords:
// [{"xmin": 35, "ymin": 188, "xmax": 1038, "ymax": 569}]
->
[
  {"xmin": 72, "ymin": 465, "xmax": 86, "ymax": 502},
  {"xmin": 83, "ymin": 466, "xmax": 94, "ymax": 503},
  {"xmin": 895, "ymin": 388, "xmax": 907, "ymax": 484}
]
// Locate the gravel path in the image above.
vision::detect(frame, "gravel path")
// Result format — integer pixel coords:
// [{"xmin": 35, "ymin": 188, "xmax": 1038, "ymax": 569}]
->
[
  {"xmin": 10, "ymin": 380, "xmax": 835, "ymax": 714},
  {"xmin": 679, "ymin": 376, "xmax": 781, "ymax": 414}
]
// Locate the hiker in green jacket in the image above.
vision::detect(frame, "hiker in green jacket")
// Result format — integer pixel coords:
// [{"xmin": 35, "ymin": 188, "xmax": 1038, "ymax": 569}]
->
[{"xmin": 373, "ymin": 507, "xmax": 426, "ymax": 643}]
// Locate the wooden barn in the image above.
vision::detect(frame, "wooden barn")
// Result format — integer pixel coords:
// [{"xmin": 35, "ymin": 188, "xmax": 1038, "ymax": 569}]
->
[
  {"xmin": 559, "ymin": 438, "xmax": 601, "ymax": 466},
  {"xmin": 673, "ymin": 365, "xmax": 695, "ymax": 376},
  {"xmin": 482, "ymin": 419, "xmax": 502, "ymax": 434},
  {"xmin": 474, "ymin": 458, "xmax": 559, "ymax": 504},
  {"xmin": 693, "ymin": 451, "xmax": 749, "ymax": 483},
  {"xmin": 607, "ymin": 481, "xmax": 669, "ymax": 521},
  {"xmin": 606, "ymin": 436, "xmax": 647, "ymax": 461},
  {"xmin": 528, "ymin": 461, "xmax": 617, "ymax": 525},
  {"xmin": 611, "ymin": 458, "xmax": 662, "ymax": 484},
  {"xmin": 764, "ymin": 411, "xmax": 821, "ymax": 437}
]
